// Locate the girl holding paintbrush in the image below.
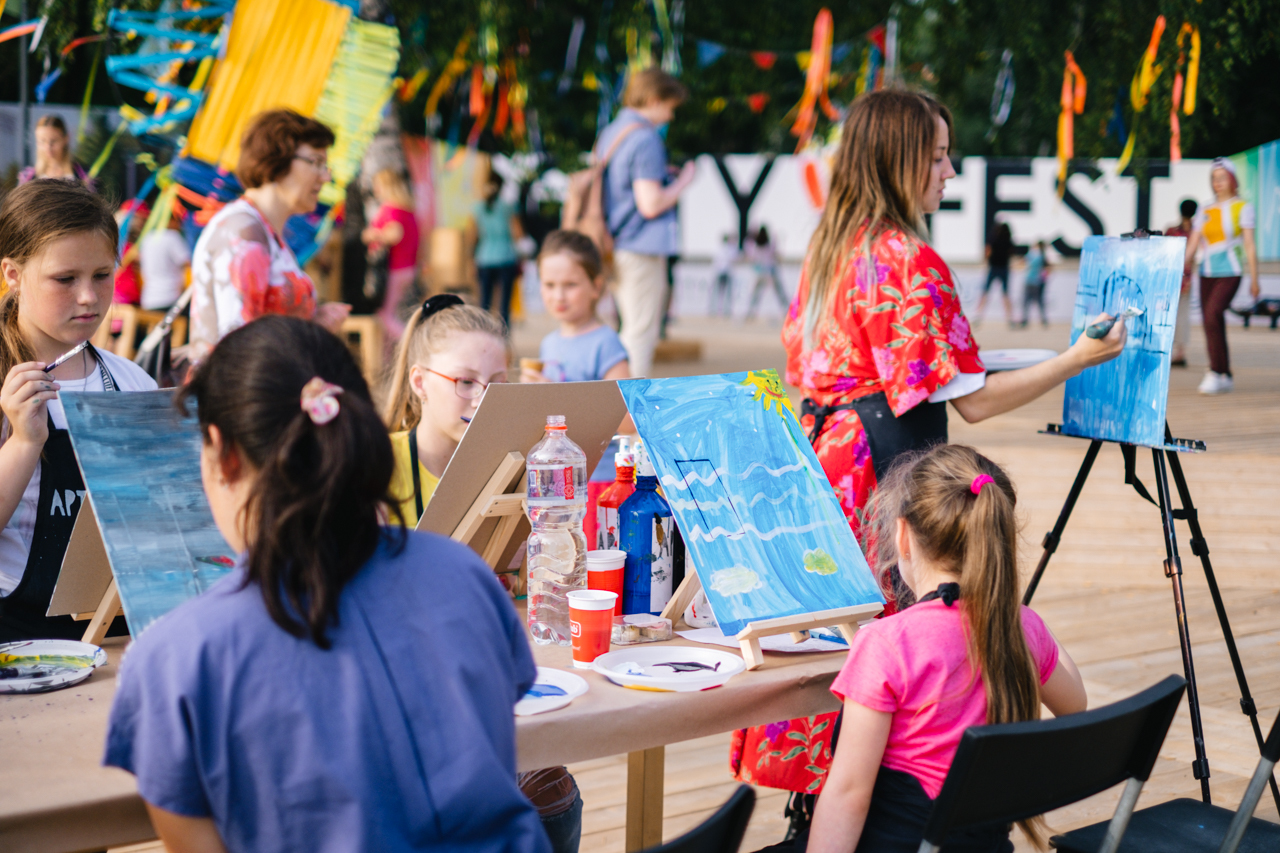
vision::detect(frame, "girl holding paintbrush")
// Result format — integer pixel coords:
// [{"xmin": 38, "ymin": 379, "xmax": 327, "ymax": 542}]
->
[{"xmin": 0, "ymin": 180, "xmax": 157, "ymax": 642}]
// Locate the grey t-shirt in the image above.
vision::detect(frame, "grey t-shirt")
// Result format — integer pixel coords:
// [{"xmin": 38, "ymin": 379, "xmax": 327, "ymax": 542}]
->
[{"xmin": 597, "ymin": 108, "xmax": 680, "ymax": 257}]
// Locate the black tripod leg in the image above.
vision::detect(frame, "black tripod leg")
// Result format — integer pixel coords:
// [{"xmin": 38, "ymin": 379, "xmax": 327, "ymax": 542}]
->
[
  {"xmin": 1153, "ymin": 448, "xmax": 1213, "ymax": 803},
  {"xmin": 1022, "ymin": 440, "xmax": 1102, "ymax": 606},
  {"xmin": 1163, "ymin": 437, "xmax": 1280, "ymax": 813}
]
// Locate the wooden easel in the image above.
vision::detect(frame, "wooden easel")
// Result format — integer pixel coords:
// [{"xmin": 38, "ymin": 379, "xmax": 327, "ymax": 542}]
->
[
  {"xmin": 450, "ymin": 450, "xmax": 528, "ymax": 571},
  {"xmin": 660, "ymin": 571, "xmax": 882, "ymax": 670},
  {"xmin": 47, "ymin": 505, "xmax": 125, "ymax": 645}
]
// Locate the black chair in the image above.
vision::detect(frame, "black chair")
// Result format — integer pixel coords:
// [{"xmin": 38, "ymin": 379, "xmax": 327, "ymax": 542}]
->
[
  {"xmin": 917, "ymin": 675, "xmax": 1186, "ymax": 853},
  {"xmin": 644, "ymin": 784, "xmax": 756, "ymax": 853},
  {"xmin": 1053, "ymin": 701, "xmax": 1280, "ymax": 853}
]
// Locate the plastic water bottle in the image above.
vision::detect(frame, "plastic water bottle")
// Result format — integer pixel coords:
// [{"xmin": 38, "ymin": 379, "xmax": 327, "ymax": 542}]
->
[{"xmin": 526, "ymin": 415, "xmax": 588, "ymax": 645}]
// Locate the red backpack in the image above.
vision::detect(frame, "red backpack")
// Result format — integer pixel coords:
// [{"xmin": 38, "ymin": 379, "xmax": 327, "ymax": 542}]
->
[{"xmin": 560, "ymin": 123, "xmax": 641, "ymax": 266}]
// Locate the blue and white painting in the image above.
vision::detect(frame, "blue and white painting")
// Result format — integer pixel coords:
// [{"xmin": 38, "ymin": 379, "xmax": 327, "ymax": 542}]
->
[
  {"xmin": 1062, "ymin": 235, "xmax": 1185, "ymax": 448},
  {"xmin": 620, "ymin": 371, "xmax": 883, "ymax": 637},
  {"xmin": 62, "ymin": 390, "xmax": 234, "ymax": 636}
]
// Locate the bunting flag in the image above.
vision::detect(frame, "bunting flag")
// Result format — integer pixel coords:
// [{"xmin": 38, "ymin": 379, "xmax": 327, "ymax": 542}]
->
[
  {"xmin": 987, "ymin": 49, "xmax": 1015, "ymax": 141},
  {"xmin": 1116, "ymin": 15, "xmax": 1166, "ymax": 175},
  {"xmin": 696, "ymin": 39, "xmax": 727, "ymax": 68},
  {"xmin": 1170, "ymin": 23, "xmax": 1200, "ymax": 162},
  {"xmin": 856, "ymin": 25, "xmax": 885, "ymax": 95},
  {"xmin": 557, "ymin": 16, "xmax": 585, "ymax": 94},
  {"xmin": 0, "ymin": 17, "xmax": 41, "ymax": 45},
  {"xmin": 751, "ymin": 51, "xmax": 776, "ymax": 70},
  {"xmin": 790, "ymin": 7, "xmax": 839, "ymax": 153},
  {"xmin": 424, "ymin": 30, "xmax": 473, "ymax": 129},
  {"xmin": 695, "ymin": 36, "xmax": 854, "ymax": 70},
  {"xmin": 1056, "ymin": 50, "xmax": 1086, "ymax": 196},
  {"xmin": 747, "ymin": 92, "xmax": 770, "ymax": 113}
]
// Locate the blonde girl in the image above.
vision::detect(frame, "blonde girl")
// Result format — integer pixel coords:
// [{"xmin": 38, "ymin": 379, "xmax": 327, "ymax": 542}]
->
[
  {"xmin": 807, "ymin": 445, "xmax": 1086, "ymax": 853},
  {"xmin": 0, "ymin": 180, "xmax": 157, "ymax": 641},
  {"xmin": 383, "ymin": 295, "xmax": 508, "ymax": 525}
]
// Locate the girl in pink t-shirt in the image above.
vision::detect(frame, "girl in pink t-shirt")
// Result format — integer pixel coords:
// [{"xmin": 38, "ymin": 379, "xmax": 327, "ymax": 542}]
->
[
  {"xmin": 363, "ymin": 169, "xmax": 421, "ymax": 341},
  {"xmin": 807, "ymin": 445, "xmax": 1086, "ymax": 853}
]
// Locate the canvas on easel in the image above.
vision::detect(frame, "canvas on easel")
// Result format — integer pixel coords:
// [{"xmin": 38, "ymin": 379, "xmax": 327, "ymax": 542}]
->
[
  {"xmin": 620, "ymin": 370, "xmax": 884, "ymax": 668},
  {"xmin": 417, "ymin": 381, "xmax": 629, "ymax": 581},
  {"xmin": 1062, "ymin": 235, "xmax": 1185, "ymax": 448},
  {"xmin": 56, "ymin": 390, "xmax": 235, "ymax": 638}
]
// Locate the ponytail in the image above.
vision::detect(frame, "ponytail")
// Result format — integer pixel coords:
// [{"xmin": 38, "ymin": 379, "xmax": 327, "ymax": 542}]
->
[
  {"xmin": 383, "ymin": 300, "xmax": 509, "ymax": 432},
  {"xmin": 868, "ymin": 444, "xmax": 1046, "ymax": 846},
  {"xmin": 177, "ymin": 316, "xmax": 401, "ymax": 648}
]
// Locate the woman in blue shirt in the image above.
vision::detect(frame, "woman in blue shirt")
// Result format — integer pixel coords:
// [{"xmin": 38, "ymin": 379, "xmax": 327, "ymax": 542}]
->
[
  {"xmin": 104, "ymin": 316, "xmax": 549, "ymax": 853},
  {"xmin": 468, "ymin": 172, "xmax": 525, "ymax": 327}
]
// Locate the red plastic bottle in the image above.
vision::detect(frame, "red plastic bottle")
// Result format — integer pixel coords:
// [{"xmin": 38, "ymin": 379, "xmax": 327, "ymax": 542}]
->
[{"xmin": 595, "ymin": 447, "xmax": 636, "ymax": 551}]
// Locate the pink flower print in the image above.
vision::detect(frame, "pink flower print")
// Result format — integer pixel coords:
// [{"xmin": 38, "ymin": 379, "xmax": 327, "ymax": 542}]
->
[
  {"xmin": 948, "ymin": 312, "xmax": 973, "ymax": 349},
  {"xmin": 802, "ymin": 348, "xmax": 831, "ymax": 389},
  {"xmin": 765, "ymin": 720, "xmax": 792, "ymax": 744},
  {"xmin": 832, "ymin": 376, "xmax": 859, "ymax": 394},
  {"xmin": 837, "ymin": 474, "xmax": 856, "ymax": 510},
  {"xmin": 854, "ymin": 255, "xmax": 892, "ymax": 294},
  {"xmin": 872, "ymin": 345, "xmax": 896, "ymax": 380},
  {"xmin": 788, "ymin": 295, "xmax": 801, "ymax": 321},
  {"xmin": 886, "ymin": 237, "xmax": 904, "ymax": 253},
  {"xmin": 897, "ymin": 385, "xmax": 929, "ymax": 412},
  {"xmin": 852, "ymin": 433, "xmax": 871, "ymax": 469},
  {"xmin": 907, "ymin": 359, "xmax": 932, "ymax": 386}
]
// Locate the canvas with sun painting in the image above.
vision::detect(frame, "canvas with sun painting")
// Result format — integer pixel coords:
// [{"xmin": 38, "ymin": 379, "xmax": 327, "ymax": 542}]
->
[{"xmin": 619, "ymin": 370, "xmax": 884, "ymax": 637}]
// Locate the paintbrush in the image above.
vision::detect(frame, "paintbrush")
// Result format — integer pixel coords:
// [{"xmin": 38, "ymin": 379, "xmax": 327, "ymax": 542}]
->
[
  {"xmin": 1086, "ymin": 306, "xmax": 1144, "ymax": 339},
  {"xmin": 43, "ymin": 341, "xmax": 89, "ymax": 373}
]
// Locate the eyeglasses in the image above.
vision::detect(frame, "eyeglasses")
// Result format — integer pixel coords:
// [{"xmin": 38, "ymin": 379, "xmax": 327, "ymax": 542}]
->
[
  {"xmin": 293, "ymin": 154, "xmax": 331, "ymax": 174},
  {"xmin": 426, "ymin": 368, "xmax": 505, "ymax": 400}
]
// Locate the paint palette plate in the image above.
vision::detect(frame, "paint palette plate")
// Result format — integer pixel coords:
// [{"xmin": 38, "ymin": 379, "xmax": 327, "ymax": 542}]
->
[
  {"xmin": 592, "ymin": 647, "xmax": 745, "ymax": 692},
  {"xmin": 981, "ymin": 349, "xmax": 1059, "ymax": 372},
  {"xmin": 0, "ymin": 640, "xmax": 108, "ymax": 694},
  {"xmin": 516, "ymin": 667, "xmax": 589, "ymax": 716}
]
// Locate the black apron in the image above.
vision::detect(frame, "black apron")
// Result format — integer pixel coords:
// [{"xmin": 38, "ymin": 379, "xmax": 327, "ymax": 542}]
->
[
  {"xmin": 802, "ymin": 391, "xmax": 948, "ymax": 481},
  {"xmin": 0, "ymin": 349, "xmax": 126, "ymax": 642}
]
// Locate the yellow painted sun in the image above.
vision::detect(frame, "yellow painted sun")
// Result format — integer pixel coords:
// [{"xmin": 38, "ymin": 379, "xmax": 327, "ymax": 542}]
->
[{"xmin": 740, "ymin": 370, "xmax": 797, "ymax": 419}]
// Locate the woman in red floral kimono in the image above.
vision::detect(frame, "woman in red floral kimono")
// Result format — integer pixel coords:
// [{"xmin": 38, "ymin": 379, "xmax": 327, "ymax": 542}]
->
[{"xmin": 735, "ymin": 90, "xmax": 1127, "ymax": 845}]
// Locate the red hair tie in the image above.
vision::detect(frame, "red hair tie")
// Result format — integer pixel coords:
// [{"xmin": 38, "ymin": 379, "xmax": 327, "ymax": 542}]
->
[{"xmin": 970, "ymin": 474, "xmax": 995, "ymax": 496}]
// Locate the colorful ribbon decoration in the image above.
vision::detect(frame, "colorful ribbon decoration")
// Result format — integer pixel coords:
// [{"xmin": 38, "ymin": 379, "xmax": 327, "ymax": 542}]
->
[
  {"xmin": 790, "ymin": 8, "xmax": 839, "ymax": 153},
  {"xmin": 1056, "ymin": 50, "xmax": 1086, "ymax": 196},
  {"xmin": 1170, "ymin": 23, "xmax": 1200, "ymax": 162},
  {"xmin": 987, "ymin": 49, "xmax": 1015, "ymax": 142},
  {"xmin": 1116, "ymin": 15, "xmax": 1166, "ymax": 175},
  {"xmin": 0, "ymin": 17, "xmax": 40, "ymax": 45}
]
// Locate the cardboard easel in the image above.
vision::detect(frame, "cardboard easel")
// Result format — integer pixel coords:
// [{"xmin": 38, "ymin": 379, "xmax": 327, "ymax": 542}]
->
[
  {"xmin": 417, "ymin": 381, "xmax": 630, "ymax": 578},
  {"xmin": 47, "ymin": 503, "xmax": 123, "ymax": 645},
  {"xmin": 659, "ymin": 571, "xmax": 880, "ymax": 670}
]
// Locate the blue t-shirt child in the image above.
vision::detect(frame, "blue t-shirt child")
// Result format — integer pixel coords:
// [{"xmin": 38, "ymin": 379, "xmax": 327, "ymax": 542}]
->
[
  {"xmin": 104, "ymin": 532, "xmax": 549, "ymax": 853},
  {"xmin": 540, "ymin": 324, "xmax": 629, "ymax": 382}
]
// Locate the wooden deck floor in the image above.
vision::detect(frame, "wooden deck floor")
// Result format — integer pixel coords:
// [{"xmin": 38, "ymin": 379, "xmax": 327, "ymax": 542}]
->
[
  {"xmin": 112, "ymin": 319, "xmax": 1280, "ymax": 853},
  {"xmin": 533, "ymin": 317, "xmax": 1280, "ymax": 852}
]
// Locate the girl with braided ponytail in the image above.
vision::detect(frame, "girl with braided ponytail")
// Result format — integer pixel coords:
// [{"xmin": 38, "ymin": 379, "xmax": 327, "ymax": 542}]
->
[
  {"xmin": 104, "ymin": 316, "xmax": 549, "ymax": 853},
  {"xmin": 807, "ymin": 445, "xmax": 1086, "ymax": 853}
]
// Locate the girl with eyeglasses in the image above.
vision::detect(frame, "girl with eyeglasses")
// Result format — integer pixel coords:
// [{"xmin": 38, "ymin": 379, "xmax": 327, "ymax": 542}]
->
[
  {"xmin": 383, "ymin": 295, "xmax": 587, "ymax": 853},
  {"xmin": 382, "ymin": 295, "xmax": 510, "ymax": 527}
]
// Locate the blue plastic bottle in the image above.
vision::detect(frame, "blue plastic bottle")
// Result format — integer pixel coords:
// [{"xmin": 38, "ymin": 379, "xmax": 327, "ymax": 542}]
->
[{"xmin": 619, "ymin": 445, "xmax": 676, "ymax": 615}]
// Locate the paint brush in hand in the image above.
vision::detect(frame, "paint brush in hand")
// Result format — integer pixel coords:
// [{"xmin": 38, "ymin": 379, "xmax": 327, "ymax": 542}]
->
[
  {"xmin": 43, "ymin": 341, "xmax": 89, "ymax": 372},
  {"xmin": 1086, "ymin": 306, "xmax": 1143, "ymax": 339}
]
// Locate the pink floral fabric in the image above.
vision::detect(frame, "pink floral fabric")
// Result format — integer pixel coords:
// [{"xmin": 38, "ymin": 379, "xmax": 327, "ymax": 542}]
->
[{"xmin": 781, "ymin": 225, "xmax": 983, "ymax": 537}]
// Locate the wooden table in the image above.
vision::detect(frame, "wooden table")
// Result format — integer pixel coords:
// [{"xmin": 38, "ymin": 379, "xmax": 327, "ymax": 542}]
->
[{"xmin": 0, "ymin": 635, "xmax": 845, "ymax": 853}]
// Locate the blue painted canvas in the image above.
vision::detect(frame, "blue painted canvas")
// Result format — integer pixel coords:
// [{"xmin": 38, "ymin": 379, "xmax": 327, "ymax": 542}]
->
[
  {"xmin": 620, "ymin": 370, "xmax": 884, "ymax": 637},
  {"xmin": 61, "ymin": 390, "xmax": 234, "ymax": 636},
  {"xmin": 1062, "ymin": 235, "xmax": 1185, "ymax": 447}
]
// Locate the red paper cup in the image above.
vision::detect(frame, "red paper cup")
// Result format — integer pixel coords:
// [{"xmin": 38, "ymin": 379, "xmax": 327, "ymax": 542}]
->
[
  {"xmin": 568, "ymin": 589, "xmax": 618, "ymax": 669},
  {"xmin": 586, "ymin": 550, "xmax": 626, "ymax": 617}
]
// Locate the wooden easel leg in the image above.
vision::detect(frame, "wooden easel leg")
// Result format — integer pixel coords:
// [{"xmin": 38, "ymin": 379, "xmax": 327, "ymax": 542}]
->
[
  {"xmin": 659, "ymin": 570, "xmax": 702, "ymax": 623},
  {"xmin": 739, "ymin": 637, "xmax": 765, "ymax": 671},
  {"xmin": 82, "ymin": 580, "xmax": 120, "ymax": 645},
  {"xmin": 833, "ymin": 623, "xmax": 859, "ymax": 644},
  {"xmin": 789, "ymin": 630, "xmax": 810, "ymax": 643},
  {"xmin": 480, "ymin": 513, "xmax": 521, "ymax": 569},
  {"xmin": 625, "ymin": 746, "xmax": 665, "ymax": 852}
]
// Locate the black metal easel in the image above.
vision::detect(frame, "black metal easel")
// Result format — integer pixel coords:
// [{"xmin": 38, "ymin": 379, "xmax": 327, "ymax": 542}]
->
[{"xmin": 1022, "ymin": 423, "xmax": 1280, "ymax": 812}]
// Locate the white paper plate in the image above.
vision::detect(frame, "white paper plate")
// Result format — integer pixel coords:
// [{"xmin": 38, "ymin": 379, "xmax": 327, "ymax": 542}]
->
[
  {"xmin": 0, "ymin": 640, "xmax": 108, "ymax": 694},
  {"xmin": 515, "ymin": 666, "xmax": 590, "ymax": 716},
  {"xmin": 592, "ymin": 646, "xmax": 745, "ymax": 692},
  {"xmin": 981, "ymin": 348, "xmax": 1059, "ymax": 372}
]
